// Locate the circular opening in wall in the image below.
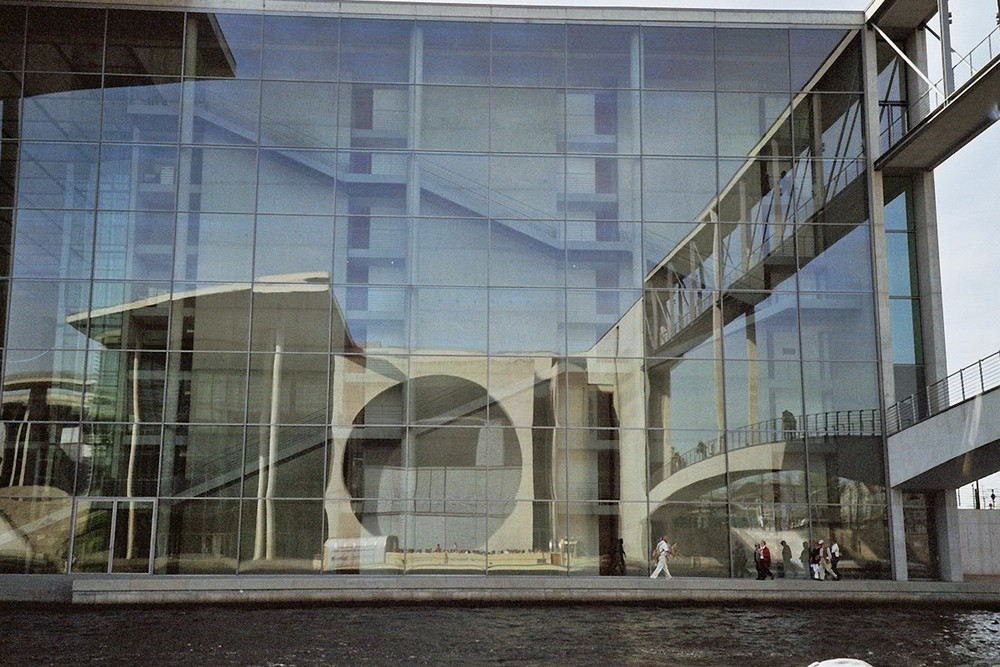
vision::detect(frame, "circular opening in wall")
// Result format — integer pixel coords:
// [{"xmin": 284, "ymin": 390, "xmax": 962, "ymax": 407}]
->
[{"xmin": 342, "ymin": 376, "xmax": 521, "ymax": 552}]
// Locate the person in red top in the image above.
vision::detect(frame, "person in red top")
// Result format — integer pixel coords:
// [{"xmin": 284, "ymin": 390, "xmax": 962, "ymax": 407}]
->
[{"xmin": 756, "ymin": 540, "xmax": 774, "ymax": 580}]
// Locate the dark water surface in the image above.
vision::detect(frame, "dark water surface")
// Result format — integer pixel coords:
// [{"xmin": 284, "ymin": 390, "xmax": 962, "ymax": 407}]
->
[{"xmin": 3, "ymin": 603, "xmax": 1000, "ymax": 666}]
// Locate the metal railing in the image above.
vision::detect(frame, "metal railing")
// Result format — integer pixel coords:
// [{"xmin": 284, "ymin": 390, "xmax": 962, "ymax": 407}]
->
[
  {"xmin": 886, "ymin": 349, "xmax": 1000, "ymax": 435},
  {"xmin": 881, "ymin": 24, "xmax": 1000, "ymax": 154}
]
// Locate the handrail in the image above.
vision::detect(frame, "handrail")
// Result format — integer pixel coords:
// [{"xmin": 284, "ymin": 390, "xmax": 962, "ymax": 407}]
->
[{"xmin": 886, "ymin": 349, "xmax": 1000, "ymax": 435}]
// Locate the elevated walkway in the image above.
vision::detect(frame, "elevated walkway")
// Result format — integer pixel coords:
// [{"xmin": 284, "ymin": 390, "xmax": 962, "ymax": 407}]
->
[{"xmin": 887, "ymin": 350, "xmax": 1000, "ymax": 489}]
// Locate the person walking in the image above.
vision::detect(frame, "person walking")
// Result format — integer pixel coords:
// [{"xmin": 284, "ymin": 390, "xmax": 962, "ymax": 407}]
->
[
  {"xmin": 756, "ymin": 540, "xmax": 774, "ymax": 580},
  {"xmin": 611, "ymin": 537, "xmax": 627, "ymax": 576},
  {"xmin": 830, "ymin": 539, "xmax": 842, "ymax": 580},
  {"xmin": 819, "ymin": 540, "xmax": 838, "ymax": 580},
  {"xmin": 780, "ymin": 539, "xmax": 793, "ymax": 578},
  {"xmin": 650, "ymin": 535, "xmax": 672, "ymax": 579}
]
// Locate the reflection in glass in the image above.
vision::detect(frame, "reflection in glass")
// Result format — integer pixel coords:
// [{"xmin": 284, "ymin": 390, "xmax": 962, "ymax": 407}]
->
[
  {"xmin": 260, "ymin": 81, "xmax": 338, "ymax": 148},
  {"xmin": 16, "ymin": 142, "xmax": 98, "ymax": 210},
  {"xmin": 643, "ymin": 27, "xmax": 715, "ymax": 91},
  {"xmin": 102, "ymin": 77, "xmax": 182, "ymax": 144},
  {"xmin": 641, "ymin": 158, "xmax": 717, "ymax": 222},
  {"xmin": 106, "ymin": 9, "xmax": 185, "ymax": 76},
  {"xmin": 411, "ymin": 288, "xmax": 487, "ymax": 354},
  {"xmin": 490, "ymin": 155, "xmax": 564, "ymax": 221},
  {"xmin": 155, "ymin": 498, "xmax": 240, "ymax": 573},
  {"xmin": 262, "ymin": 15, "xmax": 339, "ymax": 81},
  {"xmin": 340, "ymin": 19, "xmax": 412, "ymax": 83},
  {"xmin": 492, "ymin": 23, "xmax": 565, "ymax": 87},
  {"xmin": 796, "ymin": 225, "xmax": 873, "ymax": 292},
  {"xmin": 0, "ymin": 495, "xmax": 71, "ymax": 573},
  {"xmin": 6, "ymin": 280, "xmax": 91, "ymax": 350},
  {"xmin": 163, "ymin": 352, "xmax": 249, "ymax": 423},
  {"xmin": 420, "ymin": 86, "xmax": 489, "ymax": 152},
  {"xmin": 649, "ymin": 502, "xmax": 730, "ymax": 577},
  {"xmin": 25, "ymin": 6, "xmax": 104, "ymax": 73},
  {"xmin": 489, "ymin": 289, "xmax": 565, "ymax": 356},
  {"xmin": 799, "ymin": 291, "xmax": 877, "ymax": 361},
  {"xmin": 13, "ymin": 209, "xmax": 93, "ymax": 279},
  {"xmin": 567, "ymin": 25, "xmax": 637, "ymax": 89},
  {"xmin": 187, "ymin": 13, "xmax": 262, "ymax": 79},
  {"xmin": 412, "ymin": 218, "xmax": 488, "ymax": 286},
  {"xmin": 790, "ymin": 29, "xmax": 858, "ymax": 92},
  {"xmin": 810, "ymin": 503, "xmax": 890, "ymax": 579},
  {"xmin": 717, "ymin": 92, "xmax": 793, "ymax": 158},
  {"xmin": 417, "ymin": 154, "xmax": 489, "ymax": 217},
  {"xmin": 724, "ymin": 359, "xmax": 803, "ymax": 434},
  {"xmin": 178, "ymin": 147, "xmax": 258, "ymax": 214},
  {"xmin": 802, "ymin": 361, "xmax": 879, "ymax": 415},
  {"xmin": 716, "ymin": 28, "xmax": 790, "ymax": 92},
  {"xmin": 239, "ymin": 499, "xmax": 324, "ymax": 572},
  {"xmin": 99, "ymin": 144, "xmax": 179, "ymax": 211},
  {"xmin": 642, "ymin": 92, "xmax": 716, "ymax": 156},
  {"xmin": 257, "ymin": 149, "xmax": 337, "ymax": 215},
  {"xmin": 247, "ymin": 353, "xmax": 329, "ymax": 424},
  {"xmin": 175, "ymin": 213, "xmax": 254, "ymax": 282},
  {"xmin": 22, "ymin": 73, "xmax": 101, "ymax": 142},
  {"xmin": 421, "ymin": 22, "xmax": 489, "ymax": 85},
  {"xmin": 729, "ymin": 502, "xmax": 809, "ymax": 577},
  {"xmin": 491, "ymin": 88, "xmax": 564, "ymax": 154},
  {"xmin": 181, "ymin": 79, "xmax": 260, "ymax": 146}
]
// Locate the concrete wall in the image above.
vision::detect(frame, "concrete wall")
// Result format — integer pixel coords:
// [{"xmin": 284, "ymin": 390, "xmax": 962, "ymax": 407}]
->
[{"xmin": 959, "ymin": 509, "xmax": 1000, "ymax": 578}]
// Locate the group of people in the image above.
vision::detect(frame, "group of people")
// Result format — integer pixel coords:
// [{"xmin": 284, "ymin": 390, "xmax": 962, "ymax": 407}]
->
[{"xmin": 807, "ymin": 539, "xmax": 841, "ymax": 580}]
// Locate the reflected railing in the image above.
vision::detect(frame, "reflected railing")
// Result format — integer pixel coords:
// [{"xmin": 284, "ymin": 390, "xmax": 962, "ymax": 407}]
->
[
  {"xmin": 880, "ymin": 24, "xmax": 1000, "ymax": 154},
  {"xmin": 886, "ymin": 348, "xmax": 1000, "ymax": 435},
  {"xmin": 667, "ymin": 408, "xmax": 882, "ymax": 474}
]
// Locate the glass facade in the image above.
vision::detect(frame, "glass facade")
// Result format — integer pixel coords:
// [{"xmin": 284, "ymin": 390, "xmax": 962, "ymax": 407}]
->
[{"xmin": 0, "ymin": 4, "xmax": 889, "ymax": 578}]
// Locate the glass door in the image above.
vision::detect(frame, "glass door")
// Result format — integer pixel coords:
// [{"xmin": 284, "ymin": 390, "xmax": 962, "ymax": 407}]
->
[{"xmin": 71, "ymin": 499, "xmax": 156, "ymax": 573}]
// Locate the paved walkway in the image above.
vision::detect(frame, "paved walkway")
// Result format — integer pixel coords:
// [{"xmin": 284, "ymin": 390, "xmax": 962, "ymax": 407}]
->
[{"xmin": 4, "ymin": 575, "xmax": 1000, "ymax": 606}]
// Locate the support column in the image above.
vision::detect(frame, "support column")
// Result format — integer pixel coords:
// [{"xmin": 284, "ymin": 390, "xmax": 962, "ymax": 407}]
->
[
  {"xmin": 889, "ymin": 487, "xmax": 908, "ymax": 580},
  {"xmin": 933, "ymin": 489, "xmax": 963, "ymax": 581}
]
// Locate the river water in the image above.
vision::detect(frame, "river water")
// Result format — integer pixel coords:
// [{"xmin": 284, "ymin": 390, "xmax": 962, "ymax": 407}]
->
[{"xmin": 3, "ymin": 602, "xmax": 999, "ymax": 666}]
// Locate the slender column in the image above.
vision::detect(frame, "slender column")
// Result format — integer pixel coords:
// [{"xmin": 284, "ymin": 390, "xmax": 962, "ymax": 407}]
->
[
  {"xmin": 938, "ymin": 0, "xmax": 955, "ymax": 95},
  {"xmin": 264, "ymin": 330, "xmax": 284, "ymax": 560},
  {"xmin": 126, "ymin": 352, "xmax": 140, "ymax": 560}
]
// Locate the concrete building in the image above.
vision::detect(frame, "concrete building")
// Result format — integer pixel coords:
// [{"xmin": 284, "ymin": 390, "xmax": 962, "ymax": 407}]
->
[{"xmin": 0, "ymin": 0, "xmax": 995, "ymax": 590}]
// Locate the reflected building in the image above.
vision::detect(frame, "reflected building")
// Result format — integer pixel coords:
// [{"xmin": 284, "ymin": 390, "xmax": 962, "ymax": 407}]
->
[{"xmin": 0, "ymin": 1, "xmax": 933, "ymax": 581}]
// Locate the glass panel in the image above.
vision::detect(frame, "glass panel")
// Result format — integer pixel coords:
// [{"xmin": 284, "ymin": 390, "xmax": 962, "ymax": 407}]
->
[
  {"xmin": 565, "ymin": 156, "xmax": 640, "ymax": 220},
  {"xmin": 334, "ymin": 285, "xmax": 408, "ymax": 353},
  {"xmin": 408, "ymin": 357, "xmax": 489, "ymax": 423},
  {"xmin": 411, "ymin": 288, "xmax": 487, "ymax": 354},
  {"xmin": 729, "ymin": 502, "xmax": 809, "ymax": 578},
  {"xmin": 722, "ymin": 291, "xmax": 799, "ymax": 360},
  {"xmin": 341, "ymin": 221, "xmax": 408, "ymax": 286},
  {"xmin": 717, "ymin": 158, "xmax": 796, "ymax": 227},
  {"xmin": 642, "ymin": 91, "xmax": 716, "ymax": 157},
  {"xmin": 174, "ymin": 213, "xmax": 254, "ymax": 282},
  {"xmin": 16, "ymin": 141, "xmax": 98, "ymax": 210},
  {"xmin": 643, "ymin": 26, "xmax": 715, "ymax": 91},
  {"xmin": 71, "ymin": 500, "xmax": 113, "ymax": 573},
  {"xmin": 155, "ymin": 498, "xmax": 240, "ymax": 573},
  {"xmin": 260, "ymin": 81, "xmax": 338, "ymax": 148},
  {"xmin": 262, "ymin": 15, "xmax": 339, "ymax": 81},
  {"xmin": 239, "ymin": 499, "xmax": 324, "ymax": 573},
  {"xmin": 883, "ymin": 177, "xmax": 911, "ymax": 231},
  {"xmin": 1, "ymin": 73, "xmax": 22, "ymax": 141},
  {"xmin": 648, "ymin": 426, "xmax": 720, "ymax": 498},
  {"xmin": 489, "ymin": 289, "xmax": 565, "ymax": 356},
  {"xmin": 99, "ymin": 144, "xmax": 178, "ymax": 211},
  {"xmin": 648, "ymin": 502, "xmax": 730, "ymax": 577},
  {"xmin": 167, "ymin": 285, "xmax": 251, "ymax": 352},
  {"xmin": 323, "ymin": 498, "xmax": 405, "ymax": 574},
  {"xmin": 12, "ymin": 209, "xmax": 93, "ymax": 279},
  {"xmin": 487, "ymin": 361, "xmax": 562, "ymax": 429},
  {"xmin": 794, "ymin": 160, "xmax": 868, "ymax": 223},
  {"xmin": 567, "ymin": 289, "xmax": 642, "ymax": 356},
  {"xmin": 492, "ymin": 23, "xmax": 565, "ymax": 87},
  {"xmin": 717, "ymin": 93, "xmax": 793, "ymax": 158},
  {"xmin": 490, "ymin": 219, "xmax": 564, "ymax": 288},
  {"xmin": 724, "ymin": 359, "xmax": 803, "ymax": 435},
  {"xmin": 642, "ymin": 221, "xmax": 709, "ymax": 282},
  {"xmin": 6, "ymin": 280, "xmax": 91, "ymax": 350},
  {"xmin": 802, "ymin": 361, "xmax": 879, "ymax": 415},
  {"xmin": 21, "ymin": 73, "xmax": 101, "ymax": 142},
  {"xmin": 0, "ymin": 494, "xmax": 70, "ymax": 573},
  {"xmin": 242, "ymin": 425, "xmax": 327, "ymax": 498},
  {"xmin": 340, "ymin": 19, "xmax": 412, "ymax": 83},
  {"xmin": 647, "ymin": 359, "xmax": 723, "ymax": 432},
  {"xmin": 102, "ymin": 76, "xmax": 182, "ymax": 144},
  {"xmin": 797, "ymin": 225, "xmax": 873, "ymax": 292},
  {"xmin": 247, "ymin": 353, "xmax": 329, "ymax": 424},
  {"xmin": 111, "ymin": 500, "xmax": 154, "ymax": 573},
  {"xmin": 86, "ymin": 281, "xmax": 171, "ymax": 349},
  {"xmin": 181, "ymin": 79, "xmax": 260, "ymax": 146},
  {"xmin": 567, "ymin": 25, "xmax": 637, "ymax": 89},
  {"xmin": 186, "ymin": 13, "xmax": 262, "ymax": 79},
  {"xmin": 250, "ymin": 284, "xmax": 332, "ymax": 354},
  {"xmin": 329, "ymin": 355, "xmax": 406, "ymax": 426},
  {"xmin": 177, "ymin": 147, "xmax": 258, "ymax": 214},
  {"xmin": 810, "ymin": 503, "xmax": 890, "ymax": 579},
  {"xmin": 793, "ymin": 93, "xmax": 865, "ymax": 161},
  {"xmin": 412, "ymin": 218, "xmax": 488, "ymax": 286},
  {"xmin": 890, "ymin": 298, "xmax": 922, "ymax": 365},
  {"xmin": 0, "ymin": 6, "xmax": 26, "ymax": 72},
  {"xmin": 643, "ymin": 289, "xmax": 718, "ymax": 359},
  {"xmin": 254, "ymin": 215, "xmax": 334, "ymax": 280},
  {"xmin": 421, "ymin": 21, "xmax": 489, "ymax": 86},
  {"xmin": 161, "ymin": 424, "xmax": 245, "ymax": 497},
  {"xmin": 339, "ymin": 84, "xmax": 410, "ymax": 149},
  {"xmin": 491, "ymin": 87, "xmax": 565, "ymax": 154},
  {"xmin": 567, "ymin": 90, "xmax": 640, "ymax": 156},
  {"xmin": 25, "ymin": 6, "xmax": 104, "ymax": 73},
  {"xmin": 887, "ymin": 232, "xmax": 916, "ymax": 296},
  {"xmin": 799, "ymin": 291, "xmax": 877, "ymax": 361},
  {"xmin": 566, "ymin": 221, "xmax": 641, "ymax": 289},
  {"xmin": 1, "ymin": 349, "xmax": 86, "ymax": 421},
  {"xmin": 163, "ymin": 352, "xmax": 249, "ymax": 423},
  {"xmin": 0, "ymin": 421, "xmax": 80, "ymax": 492},
  {"xmin": 106, "ymin": 9, "xmax": 184, "ymax": 76},
  {"xmin": 490, "ymin": 155, "xmax": 563, "ymax": 221},
  {"xmin": 641, "ymin": 158, "xmax": 717, "ymax": 222},
  {"xmin": 717, "ymin": 222, "xmax": 798, "ymax": 293},
  {"xmin": 790, "ymin": 29, "xmax": 859, "ymax": 93},
  {"xmin": 257, "ymin": 149, "xmax": 337, "ymax": 215},
  {"xmin": 419, "ymin": 86, "xmax": 489, "ymax": 152},
  {"xmin": 716, "ymin": 28, "xmax": 790, "ymax": 92},
  {"xmin": 807, "ymin": 430, "xmax": 885, "ymax": 505},
  {"xmin": 79, "ymin": 422, "xmax": 161, "ymax": 497},
  {"xmin": 416, "ymin": 154, "xmax": 489, "ymax": 217},
  {"xmin": 84, "ymin": 349, "xmax": 166, "ymax": 422}
]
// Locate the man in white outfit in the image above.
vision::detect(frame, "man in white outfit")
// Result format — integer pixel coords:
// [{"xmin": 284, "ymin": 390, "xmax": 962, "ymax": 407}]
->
[{"xmin": 650, "ymin": 535, "xmax": 672, "ymax": 579}]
